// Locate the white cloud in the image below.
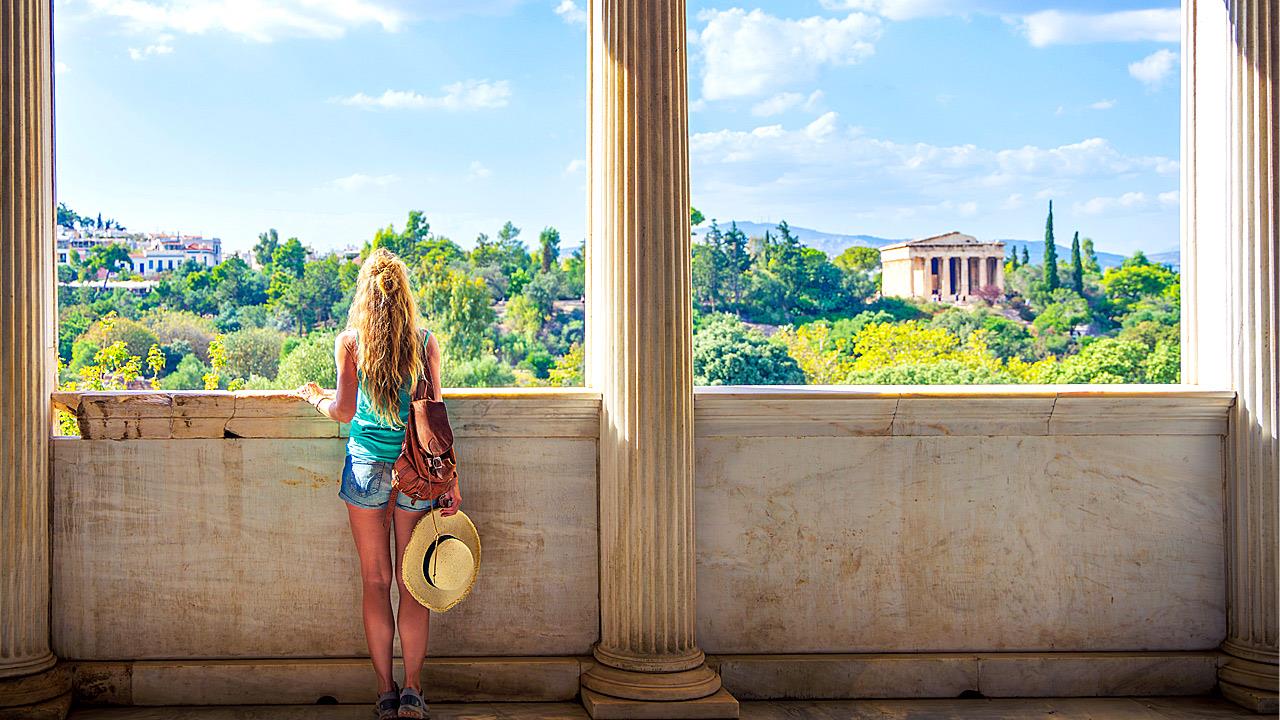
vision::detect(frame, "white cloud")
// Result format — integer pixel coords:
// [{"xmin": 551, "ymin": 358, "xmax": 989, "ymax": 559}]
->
[
  {"xmin": 1129, "ymin": 49, "xmax": 1179, "ymax": 90},
  {"xmin": 467, "ymin": 161, "xmax": 492, "ymax": 181},
  {"xmin": 331, "ymin": 173, "xmax": 397, "ymax": 192},
  {"xmin": 819, "ymin": 0, "xmax": 962, "ymax": 21},
  {"xmin": 334, "ymin": 80, "xmax": 511, "ymax": 111},
  {"xmin": 127, "ymin": 35, "xmax": 174, "ymax": 60},
  {"xmin": 54, "ymin": 61, "xmax": 70, "ymax": 75},
  {"xmin": 751, "ymin": 89, "xmax": 824, "ymax": 117},
  {"xmin": 88, "ymin": 0, "xmax": 404, "ymax": 42},
  {"xmin": 563, "ymin": 159, "xmax": 585, "ymax": 175},
  {"xmin": 1020, "ymin": 9, "xmax": 1180, "ymax": 47},
  {"xmin": 697, "ymin": 8, "xmax": 880, "ymax": 100},
  {"xmin": 554, "ymin": 0, "xmax": 586, "ymax": 24},
  {"xmin": 1158, "ymin": 190, "xmax": 1179, "ymax": 205},
  {"xmin": 1076, "ymin": 190, "xmax": 1178, "ymax": 214},
  {"xmin": 1089, "ymin": 99, "xmax": 1116, "ymax": 110},
  {"xmin": 690, "ymin": 113, "xmax": 1178, "ymax": 233}
]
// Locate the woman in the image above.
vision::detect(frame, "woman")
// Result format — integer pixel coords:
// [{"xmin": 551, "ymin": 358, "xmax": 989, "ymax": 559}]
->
[{"xmin": 297, "ymin": 247, "xmax": 460, "ymax": 720}]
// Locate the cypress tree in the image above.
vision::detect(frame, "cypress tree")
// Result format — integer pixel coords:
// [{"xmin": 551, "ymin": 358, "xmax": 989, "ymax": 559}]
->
[
  {"xmin": 1070, "ymin": 231, "xmax": 1084, "ymax": 295},
  {"xmin": 1043, "ymin": 201, "xmax": 1060, "ymax": 291},
  {"xmin": 1021, "ymin": 246, "xmax": 1029, "ymax": 265},
  {"xmin": 1008, "ymin": 246, "xmax": 1019, "ymax": 269}
]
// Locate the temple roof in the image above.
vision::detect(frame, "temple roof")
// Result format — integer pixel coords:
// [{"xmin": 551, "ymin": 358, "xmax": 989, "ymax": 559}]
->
[{"xmin": 880, "ymin": 231, "xmax": 1002, "ymax": 251}]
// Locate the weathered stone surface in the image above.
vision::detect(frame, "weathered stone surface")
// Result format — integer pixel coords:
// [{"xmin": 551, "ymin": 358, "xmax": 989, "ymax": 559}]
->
[
  {"xmin": 976, "ymin": 652, "xmax": 1220, "ymax": 697},
  {"xmin": 68, "ymin": 663, "xmax": 131, "ymax": 705},
  {"xmin": 51, "ymin": 437, "xmax": 598, "ymax": 659},
  {"xmin": 715, "ymin": 654, "xmax": 977, "ymax": 700},
  {"xmin": 695, "ymin": 434, "xmax": 1226, "ymax": 654},
  {"xmin": 127, "ymin": 657, "xmax": 582, "ymax": 704}
]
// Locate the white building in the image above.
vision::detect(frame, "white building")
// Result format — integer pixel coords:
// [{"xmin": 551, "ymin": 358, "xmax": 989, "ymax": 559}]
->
[{"xmin": 55, "ymin": 228, "xmax": 222, "ymax": 276}]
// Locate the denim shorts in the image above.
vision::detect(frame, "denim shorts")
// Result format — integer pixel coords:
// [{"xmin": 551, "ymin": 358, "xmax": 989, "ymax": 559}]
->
[{"xmin": 339, "ymin": 455, "xmax": 436, "ymax": 512}]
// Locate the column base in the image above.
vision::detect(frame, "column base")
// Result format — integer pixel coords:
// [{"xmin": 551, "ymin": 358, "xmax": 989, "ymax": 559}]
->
[
  {"xmin": 581, "ymin": 661, "xmax": 721, "ymax": 701},
  {"xmin": 582, "ymin": 687, "xmax": 739, "ymax": 720},
  {"xmin": 1219, "ymin": 656, "xmax": 1279, "ymax": 715},
  {"xmin": 0, "ymin": 663, "xmax": 71, "ymax": 720}
]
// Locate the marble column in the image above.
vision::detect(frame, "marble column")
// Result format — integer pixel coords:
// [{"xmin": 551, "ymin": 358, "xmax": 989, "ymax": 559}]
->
[
  {"xmin": 977, "ymin": 257, "xmax": 988, "ymax": 292},
  {"xmin": 1219, "ymin": 0, "xmax": 1279, "ymax": 713},
  {"xmin": 958, "ymin": 256, "xmax": 970, "ymax": 298},
  {"xmin": 0, "ymin": 1, "xmax": 71, "ymax": 718},
  {"xmin": 941, "ymin": 256, "xmax": 954, "ymax": 297},
  {"xmin": 581, "ymin": 0, "xmax": 736, "ymax": 717}
]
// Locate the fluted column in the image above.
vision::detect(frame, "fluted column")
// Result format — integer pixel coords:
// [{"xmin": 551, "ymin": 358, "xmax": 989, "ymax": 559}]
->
[
  {"xmin": 0, "ymin": 1, "xmax": 70, "ymax": 718},
  {"xmin": 581, "ymin": 0, "xmax": 736, "ymax": 717},
  {"xmin": 1219, "ymin": 0, "xmax": 1279, "ymax": 713}
]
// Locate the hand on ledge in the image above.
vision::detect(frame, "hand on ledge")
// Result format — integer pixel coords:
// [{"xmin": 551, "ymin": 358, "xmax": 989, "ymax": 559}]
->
[{"xmin": 295, "ymin": 382, "xmax": 325, "ymax": 406}]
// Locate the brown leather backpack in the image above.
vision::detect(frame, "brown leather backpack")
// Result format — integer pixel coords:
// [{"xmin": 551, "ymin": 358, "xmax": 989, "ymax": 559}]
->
[{"xmin": 392, "ymin": 358, "xmax": 458, "ymax": 504}]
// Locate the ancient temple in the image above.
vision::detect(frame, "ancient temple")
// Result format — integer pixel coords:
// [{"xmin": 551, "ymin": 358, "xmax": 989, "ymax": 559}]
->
[{"xmin": 879, "ymin": 232, "xmax": 1006, "ymax": 302}]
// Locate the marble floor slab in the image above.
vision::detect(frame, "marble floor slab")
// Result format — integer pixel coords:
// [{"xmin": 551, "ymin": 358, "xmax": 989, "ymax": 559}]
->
[{"xmin": 68, "ymin": 696, "xmax": 1262, "ymax": 720}]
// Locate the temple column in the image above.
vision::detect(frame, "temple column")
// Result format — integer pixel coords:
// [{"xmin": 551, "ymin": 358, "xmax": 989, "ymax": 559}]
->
[
  {"xmin": 976, "ymin": 257, "xmax": 988, "ymax": 291},
  {"xmin": 942, "ymin": 256, "xmax": 953, "ymax": 297},
  {"xmin": 1218, "ymin": 0, "xmax": 1279, "ymax": 713},
  {"xmin": 582, "ymin": 0, "xmax": 737, "ymax": 717},
  {"xmin": 0, "ymin": 1, "xmax": 72, "ymax": 718},
  {"xmin": 958, "ymin": 255, "xmax": 970, "ymax": 298}
]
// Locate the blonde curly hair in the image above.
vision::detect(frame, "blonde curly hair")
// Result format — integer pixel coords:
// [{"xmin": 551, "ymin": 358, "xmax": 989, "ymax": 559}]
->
[{"xmin": 347, "ymin": 247, "xmax": 424, "ymax": 426}]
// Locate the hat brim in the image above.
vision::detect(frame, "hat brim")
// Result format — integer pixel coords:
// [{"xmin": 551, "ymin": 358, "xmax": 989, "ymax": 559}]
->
[{"xmin": 401, "ymin": 509, "xmax": 481, "ymax": 612}]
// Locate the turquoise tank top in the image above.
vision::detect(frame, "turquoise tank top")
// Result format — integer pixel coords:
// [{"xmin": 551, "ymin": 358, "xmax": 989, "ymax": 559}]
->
[{"xmin": 346, "ymin": 330, "xmax": 430, "ymax": 463}]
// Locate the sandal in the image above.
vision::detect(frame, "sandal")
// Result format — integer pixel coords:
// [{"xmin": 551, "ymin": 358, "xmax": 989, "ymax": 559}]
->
[
  {"xmin": 398, "ymin": 685, "xmax": 430, "ymax": 719},
  {"xmin": 375, "ymin": 682, "xmax": 400, "ymax": 720}
]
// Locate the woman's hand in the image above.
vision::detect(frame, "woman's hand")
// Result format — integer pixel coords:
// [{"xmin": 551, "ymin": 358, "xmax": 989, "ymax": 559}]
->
[
  {"xmin": 438, "ymin": 483, "xmax": 462, "ymax": 517},
  {"xmin": 296, "ymin": 382, "xmax": 325, "ymax": 406}
]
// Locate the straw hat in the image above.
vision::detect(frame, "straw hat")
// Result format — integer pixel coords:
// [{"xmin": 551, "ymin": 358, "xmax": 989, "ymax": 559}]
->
[{"xmin": 401, "ymin": 509, "xmax": 480, "ymax": 612}]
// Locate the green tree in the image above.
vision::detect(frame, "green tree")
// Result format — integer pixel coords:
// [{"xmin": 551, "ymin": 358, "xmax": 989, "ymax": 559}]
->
[
  {"xmin": 690, "ymin": 207, "xmax": 705, "ymax": 227},
  {"xmin": 83, "ymin": 315, "xmax": 160, "ymax": 359},
  {"xmin": 419, "ymin": 266, "xmax": 497, "ymax": 361},
  {"xmin": 692, "ymin": 221, "xmax": 729, "ymax": 312},
  {"xmin": 1042, "ymin": 201, "xmax": 1060, "ymax": 292},
  {"xmin": 141, "ymin": 309, "xmax": 217, "ymax": 361},
  {"xmin": 271, "ymin": 238, "xmax": 307, "ymax": 279},
  {"xmin": 718, "ymin": 222, "xmax": 750, "ymax": 308},
  {"xmin": 1081, "ymin": 237, "xmax": 1101, "ymax": 273},
  {"xmin": 1021, "ymin": 246, "xmax": 1030, "ymax": 266},
  {"xmin": 275, "ymin": 332, "xmax": 338, "ymax": 388},
  {"xmin": 85, "ymin": 243, "xmax": 133, "ymax": 288},
  {"xmin": 1032, "ymin": 289, "xmax": 1091, "ymax": 335},
  {"xmin": 278, "ymin": 256, "xmax": 345, "ymax": 332},
  {"xmin": 1100, "ymin": 256, "xmax": 1178, "ymax": 315},
  {"xmin": 253, "ymin": 229, "xmax": 280, "ymax": 268},
  {"xmin": 538, "ymin": 227, "xmax": 561, "ymax": 274},
  {"xmin": 1070, "ymin": 231, "xmax": 1085, "ymax": 295},
  {"xmin": 223, "ymin": 327, "xmax": 286, "ymax": 380},
  {"xmin": 211, "ymin": 256, "xmax": 268, "ymax": 309},
  {"xmin": 159, "ymin": 353, "xmax": 210, "ymax": 390},
  {"xmin": 692, "ymin": 314, "xmax": 805, "ymax": 385}
]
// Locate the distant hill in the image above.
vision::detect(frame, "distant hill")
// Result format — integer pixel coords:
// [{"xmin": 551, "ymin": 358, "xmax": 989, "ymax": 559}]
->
[
  {"xmin": 694, "ymin": 220, "xmax": 1179, "ymax": 271},
  {"xmin": 693, "ymin": 221, "xmax": 900, "ymax": 257}
]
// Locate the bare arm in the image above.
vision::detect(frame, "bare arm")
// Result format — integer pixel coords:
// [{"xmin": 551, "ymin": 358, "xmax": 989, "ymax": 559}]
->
[
  {"xmin": 296, "ymin": 330, "xmax": 358, "ymax": 423},
  {"xmin": 425, "ymin": 333, "xmax": 443, "ymax": 402}
]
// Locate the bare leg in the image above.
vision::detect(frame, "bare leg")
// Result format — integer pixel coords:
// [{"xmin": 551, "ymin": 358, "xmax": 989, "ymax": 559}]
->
[
  {"xmin": 394, "ymin": 507, "xmax": 431, "ymax": 692},
  {"xmin": 347, "ymin": 503, "xmax": 396, "ymax": 694}
]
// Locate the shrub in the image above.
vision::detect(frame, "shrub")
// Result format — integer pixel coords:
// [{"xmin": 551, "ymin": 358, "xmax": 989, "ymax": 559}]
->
[
  {"xmin": 142, "ymin": 309, "xmax": 217, "ymax": 361},
  {"xmin": 82, "ymin": 316, "xmax": 160, "ymax": 360},
  {"xmin": 223, "ymin": 327, "xmax": 286, "ymax": 381},
  {"xmin": 275, "ymin": 333, "xmax": 337, "ymax": 389},
  {"xmin": 693, "ymin": 314, "xmax": 805, "ymax": 386},
  {"xmin": 159, "ymin": 354, "xmax": 209, "ymax": 390},
  {"xmin": 444, "ymin": 355, "xmax": 516, "ymax": 387}
]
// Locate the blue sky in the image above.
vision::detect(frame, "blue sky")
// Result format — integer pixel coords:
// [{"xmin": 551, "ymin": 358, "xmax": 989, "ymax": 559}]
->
[{"xmin": 53, "ymin": 0, "xmax": 1181, "ymax": 256}]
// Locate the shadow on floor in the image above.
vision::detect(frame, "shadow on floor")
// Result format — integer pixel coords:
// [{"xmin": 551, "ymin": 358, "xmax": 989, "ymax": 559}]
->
[{"xmin": 68, "ymin": 695, "xmax": 1265, "ymax": 719}]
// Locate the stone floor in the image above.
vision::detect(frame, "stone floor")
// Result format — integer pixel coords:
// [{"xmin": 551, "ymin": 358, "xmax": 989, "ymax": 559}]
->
[{"xmin": 67, "ymin": 696, "xmax": 1267, "ymax": 719}]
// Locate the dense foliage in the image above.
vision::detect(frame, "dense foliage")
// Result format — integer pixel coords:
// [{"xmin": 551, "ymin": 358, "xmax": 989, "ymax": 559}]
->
[{"xmin": 58, "ymin": 203, "xmax": 1179, "ymax": 400}]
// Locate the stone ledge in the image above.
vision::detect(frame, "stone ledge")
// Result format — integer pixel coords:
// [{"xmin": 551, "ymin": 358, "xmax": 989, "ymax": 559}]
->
[
  {"xmin": 68, "ymin": 657, "xmax": 587, "ymax": 706},
  {"xmin": 695, "ymin": 386, "xmax": 1235, "ymax": 437},
  {"xmin": 711, "ymin": 652, "xmax": 1223, "ymax": 700},
  {"xmin": 53, "ymin": 390, "xmax": 602, "ymax": 440}
]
